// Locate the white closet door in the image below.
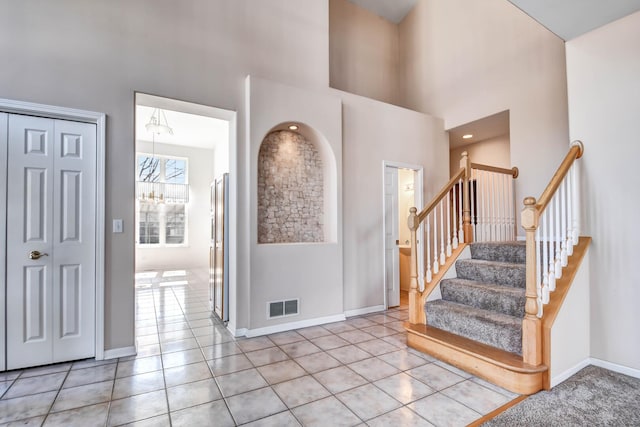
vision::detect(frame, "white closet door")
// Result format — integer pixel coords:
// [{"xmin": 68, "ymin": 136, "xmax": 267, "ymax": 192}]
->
[
  {"xmin": 7, "ymin": 115, "xmax": 56, "ymax": 369},
  {"xmin": 6, "ymin": 115, "xmax": 96, "ymax": 369},
  {"xmin": 52, "ymin": 119, "xmax": 96, "ymax": 362}
]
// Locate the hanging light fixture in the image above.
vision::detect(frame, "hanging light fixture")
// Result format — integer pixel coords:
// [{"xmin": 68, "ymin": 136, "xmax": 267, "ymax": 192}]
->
[
  {"xmin": 145, "ymin": 108, "xmax": 174, "ymax": 135},
  {"xmin": 139, "ymin": 108, "xmax": 173, "ymax": 203}
]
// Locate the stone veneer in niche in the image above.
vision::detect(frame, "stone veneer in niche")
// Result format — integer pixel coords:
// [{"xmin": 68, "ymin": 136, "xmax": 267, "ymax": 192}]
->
[{"xmin": 258, "ymin": 130, "xmax": 324, "ymax": 243}]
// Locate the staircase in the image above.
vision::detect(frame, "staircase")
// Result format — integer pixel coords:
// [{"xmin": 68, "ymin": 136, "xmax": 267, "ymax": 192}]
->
[
  {"xmin": 404, "ymin": 143, "xmax": 588, "ymax": 395},
  {"xmin": 427, "ymin": 242, "xmax": 526, "ymax": 355}
]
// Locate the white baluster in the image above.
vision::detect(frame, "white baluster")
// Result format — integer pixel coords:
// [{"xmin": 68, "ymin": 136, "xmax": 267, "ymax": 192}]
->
[
  {"xmin": 452, "ymin": 185, "xmax": 459, "ymax": 249},
  {"xmin": 446, "ymin": 191, "xmax": 452, "ymax": 256},
  {"xmin": 470, "ymin": 169, "xmax": 476, "ymax": 241},
  {"xmin": 554, "ymin": 193, "xmax": 562, "ymax": 279},
  {"xmin": 480, "ymin": 170, "xmax": 487, "ymax": 241},
  {"xmin": 547, "ymin": 205, "xmax": 556, "ymax": 292},
  {"xmin": 458, "ymin": 180, "xmax": 464, "ymax": 244},
  {"xmin": 560, "ymin": 177, "xmax": 568, "ymax": 266},
  {"xmin": 433, "ymin": 210, "xmax": 439, "ymax": 275},
  {"xmin": 571, "ymin": 163, "xmax": 579, "ymax": 245},
  {"xmin": 566, "ymin": 165, "xmax": 574, "ymax": 256},
  {"xmin": 536, "ymin": 222, "xmax": 541, "ymax": 301},
  {"xmin": 492, "ymin": 172, "xmax": 498, "ymax": 241},
  {"xmin": 542, "ymin": 209, "xmax": 550, "ymax": 304},
  {"xmin": 491, "ymin": 171, "xmax": 497, "ymax": 241},
  {"xmin": 500, "ymin": 173, "xmax": 506, "ymax": 241},
  {"xmin": 439, "ymin": 201, "xmax": 445, "ymax": 265},
  {"xmin": 426, "ymin": 215, "xmax": 432, "ymax": 283}
]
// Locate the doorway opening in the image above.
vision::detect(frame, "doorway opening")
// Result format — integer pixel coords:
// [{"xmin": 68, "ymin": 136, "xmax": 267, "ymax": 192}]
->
[
  {"xmin": 383, "ymin": 162, "xmax": 424, "ymax": 309},
  {"xmin": 134, "ymin": 93, "xmax": 234, "ymax": 328}
]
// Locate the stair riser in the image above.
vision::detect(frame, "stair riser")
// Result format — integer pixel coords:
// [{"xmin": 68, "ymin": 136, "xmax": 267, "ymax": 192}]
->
[
  {"xmin": 456, "ymin": 260, "xmax": 525, "ymax": 288},
  {"xmin": 441, "ymin": 282, "xmax": 525, "ymax": 318},
  {"xmin": 470, "ymin": 242, "xmax": 526, "ymax": 263}
]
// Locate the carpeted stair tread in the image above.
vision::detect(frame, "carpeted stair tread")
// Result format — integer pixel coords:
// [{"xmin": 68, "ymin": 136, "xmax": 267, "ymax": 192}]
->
[
  {"xmin": 426, "ymin": 299, "xmax": 522, "ymax": 355},
  {"xmin": 440, "ymin": 278, "xmax": 525, "ymax": 317},
  {"xmin": 470, "ymin": 241, "xmax": 526, "ymax": 264},
  {"xmin": 455, "ymin": 259, "xmax": 525, "ymax": 288}
]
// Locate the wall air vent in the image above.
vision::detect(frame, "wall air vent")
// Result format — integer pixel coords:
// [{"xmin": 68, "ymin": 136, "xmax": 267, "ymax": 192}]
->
[{"xmin": 268, "ymin": 299, "xmax": 299, "ymax": 319}]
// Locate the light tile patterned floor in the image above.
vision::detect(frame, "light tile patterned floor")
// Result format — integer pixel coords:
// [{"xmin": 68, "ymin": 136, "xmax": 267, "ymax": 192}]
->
[{"xmin": 0, "ymin": 268, "xmax": 518, "ymax": 426}]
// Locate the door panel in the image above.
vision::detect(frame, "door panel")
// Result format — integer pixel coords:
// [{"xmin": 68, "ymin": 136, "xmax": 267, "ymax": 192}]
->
[
  {"xmin": 52, "ymin": 119, "xmax": 96, "ymax": 362},
  {"xmin": 384, "ymin": 167, "xmax": 400, "ymax": 308},
  {"xmin": 7, "ymin": 115, "xmax": 55, "ymax": 369},
  {"xmin": 6, "ymin": 115, "xmax": 96, "ymax": 369}
]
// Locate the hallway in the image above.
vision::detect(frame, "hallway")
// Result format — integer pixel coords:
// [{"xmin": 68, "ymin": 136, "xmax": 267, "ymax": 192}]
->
[{"xmin": 0, "ymin": 269, "xmax": 517, "ymax": 426}]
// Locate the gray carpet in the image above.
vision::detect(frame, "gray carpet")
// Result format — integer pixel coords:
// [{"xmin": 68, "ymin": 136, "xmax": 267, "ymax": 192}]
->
[
  {"xmin": 484, "ymin": 365, "xmax": 640, "ymax": 426},
  {"xmin": 426, "ymin": 242, "xmax": 525, "ymax": 354}
]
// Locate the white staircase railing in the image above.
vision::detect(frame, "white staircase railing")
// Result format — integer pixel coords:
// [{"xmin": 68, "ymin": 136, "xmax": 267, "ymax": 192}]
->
[
  {"xmin": 521, "ymin": 140, "xmax": 584, "ymax": 366},
  {"xmin": 408, "ymin": 151, "xmax": 519, "ymax": 324},
  {"xmin": 470, "ymin": 163, "xmax": 519, "ymax": 242}
]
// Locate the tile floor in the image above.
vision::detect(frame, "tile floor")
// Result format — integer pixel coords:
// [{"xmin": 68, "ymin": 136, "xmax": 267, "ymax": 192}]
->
[{"xmin": 0, "ymin": 268, "xmax": 518, "ymax": 426}]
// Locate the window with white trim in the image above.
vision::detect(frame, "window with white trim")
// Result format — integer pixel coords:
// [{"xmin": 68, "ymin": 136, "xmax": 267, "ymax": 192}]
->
[{"xmin": 136, "ymin": 154, "xmax": 189, "ymax": 246}]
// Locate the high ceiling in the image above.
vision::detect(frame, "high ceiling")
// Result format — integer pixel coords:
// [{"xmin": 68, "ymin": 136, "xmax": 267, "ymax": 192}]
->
[
  {"xmin": 346, "ymin": 0, "xmax": 417, "ymax": 24},
  {"xmin": 349, "ymin": 0, "xmax": 640, "ymax": 40},
  {"xmin": 448, "ymin": 111, "xmax": 510, "ymax": 149},
  {"xmin": 135, "ymin": 93, "xmax": 229, "ymax": 151},
  {"xmin": 507, "ymin": 0, "xmax": 640, "ymax": 40}
]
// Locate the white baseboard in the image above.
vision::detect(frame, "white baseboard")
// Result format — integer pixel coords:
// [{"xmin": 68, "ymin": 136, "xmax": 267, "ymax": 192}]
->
[
  {"xmin": 590, "ymin": 357, "xmax": 640, "ymax": 379},
  {"xmin": 244, "ymin": 314, "xmax": 346, "ymax": 338},
  {"xmin": 552, "ymin": 357, "xmax": 640, "ymax": 387},
  {"xmin": 229, "ymin": 327, "xmax": 248, "ymax": 338},
  {"xmin": 103, "ymin": 346, "xmax": 137, "ymax": 360},
  {"xmin": 551, "ymin": 358, "xmax": 591, "ymax": 387},
  {"xmin": 344, "ymin": 305, "xmax": 385, "ymax": 318}
]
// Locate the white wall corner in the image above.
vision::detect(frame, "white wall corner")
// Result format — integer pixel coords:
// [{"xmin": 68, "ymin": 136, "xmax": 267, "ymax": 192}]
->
[
  {"xmin": 103, "ymin": 346, "xmax": 137, "ymax": 360},
  {"xmin": 344, "ymin": 305, "xmax": 385, "ymax": 318}
]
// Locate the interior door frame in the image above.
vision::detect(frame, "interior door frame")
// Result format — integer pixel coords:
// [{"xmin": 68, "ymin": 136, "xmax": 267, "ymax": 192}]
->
[
  {"xmin": 0, "ymin": 98, "xmax": 106, "ymax": 361},
  {"xmin": 382, "ymin": 161, "xmax": 424, "ymax": 309}
]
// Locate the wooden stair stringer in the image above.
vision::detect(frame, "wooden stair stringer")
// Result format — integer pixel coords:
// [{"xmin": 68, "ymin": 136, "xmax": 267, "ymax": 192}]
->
[{"xmin": 405, "ymin": 323, "xmax": 547, "ymax": 395}]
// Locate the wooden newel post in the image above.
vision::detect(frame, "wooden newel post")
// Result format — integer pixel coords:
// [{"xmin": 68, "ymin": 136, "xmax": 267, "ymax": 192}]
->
[
  {"xmin": 521, "ymin": 197, "xmax": 542, "ymax": 366},
  {"xmin": 460, "ymin": 151, "xmax": 473, "ymax": 243},
  {"xmin": 408, "ymin": 207, "xmax": 421, "ymax": 324}
]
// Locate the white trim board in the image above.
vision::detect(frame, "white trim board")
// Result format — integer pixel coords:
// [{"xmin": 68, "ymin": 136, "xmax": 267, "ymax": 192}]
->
[
  {"xmin": 0, "ymin": 98, "xmax": 106, "ymax": 361},
  {"xmin": 381, "ymin": 161, "xmax": 424, "ymax": 310},
  {"xmin": 551, "ymin": 357, "xmax": 640, "ymax": 388},
  {"xmin": 344, "ymin": 305, "xmax": 386, "ymax": 318},
  {"xmin": 103, "ymin": 346, "xmax": 137, "ymax": 360},
  {"xmin": 243, "ymin": 314, "xmax": 346, "ymax": 338}
]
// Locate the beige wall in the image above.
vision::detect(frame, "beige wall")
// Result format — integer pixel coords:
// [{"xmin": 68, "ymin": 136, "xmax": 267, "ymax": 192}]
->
[
  {"xmin": 449, "ymin": 134, "xmax": 511, "ymax": 177},
  {"xmin": 338, "ymin": 90, "xmax": 449, "ymax": 312},
  {"xmin": 566, "ymin": 11, "xmax": 640, "ymax": 371},
  {"xmin": 399, "ymin": 0, "xmax": 570, "ymax": 233},
  {"xmin": 329, "ymin": 0, "xmax": 400, "ymax": 105},
  {"xmin": 0, "ymin": 0, "xmax": 330, "ymax": 351},
  {"xmin": 0, "ymin": 0, "xmax": 451, "ymax": 349}
]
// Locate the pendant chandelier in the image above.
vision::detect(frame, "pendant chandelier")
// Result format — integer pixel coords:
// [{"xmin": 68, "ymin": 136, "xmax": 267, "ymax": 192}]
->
[{"xmin": 139, "ymin": 108, "xmax": 174, "ymax": 203}]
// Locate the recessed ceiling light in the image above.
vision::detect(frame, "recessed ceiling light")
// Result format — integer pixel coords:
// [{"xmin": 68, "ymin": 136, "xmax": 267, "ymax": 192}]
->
[
  {"xmin": 462, "ymin": 134, "xmax": 473, "ymax": 139},
  {"xmin": 288, "ymin": 124, "xmax": 298, "ymax": 131}
]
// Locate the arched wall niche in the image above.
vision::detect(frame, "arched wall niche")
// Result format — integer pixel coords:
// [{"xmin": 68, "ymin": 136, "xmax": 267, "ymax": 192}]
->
[{"xmin": 257, "ymin": 122, "xmax": 337, "ymax": 244}]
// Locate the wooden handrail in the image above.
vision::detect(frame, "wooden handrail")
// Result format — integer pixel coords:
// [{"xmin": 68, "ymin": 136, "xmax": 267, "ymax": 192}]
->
[
  {"xmin": 471, "ymin": 163, "xmax": 519, "ymax": 178},
  {"xmin": 520, "ymin": 140, "xmax": 584, "ymax": 367},
  {"xmin": 535, "ymin": 141, "xmax": 583, "ymax": 214},
  {"xmin": 415, "ymin": 168, "xmax": 465, "ymax": 225}
]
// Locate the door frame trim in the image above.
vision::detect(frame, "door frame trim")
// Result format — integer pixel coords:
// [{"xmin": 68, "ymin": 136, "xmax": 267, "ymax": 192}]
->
[
  {"xmin": 382, "ymin": 161, "xmax": 424, "ymax": 309},
  {"xmin": 0, "ymin": 98, "xmax": 106, "ymax": 360}
]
